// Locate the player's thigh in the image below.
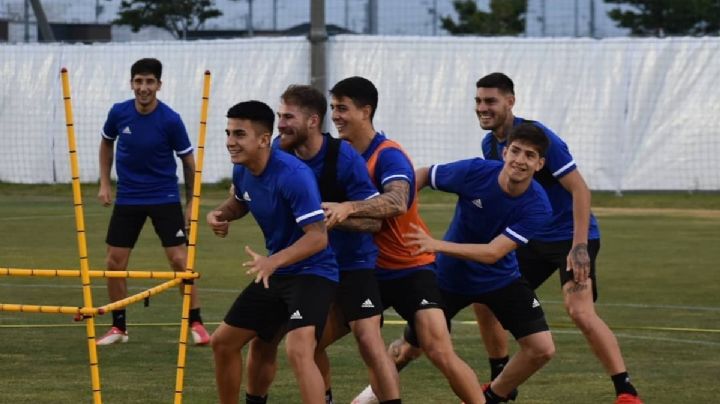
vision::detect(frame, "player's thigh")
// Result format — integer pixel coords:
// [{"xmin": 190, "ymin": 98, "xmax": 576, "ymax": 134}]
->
[
  {"xmin": 279, "ymin": 274, "xmax": 337, "ymax": 342},
  {"xmin": 147, "ymin": 203, "xmax": 186, "ymax": 247},
  {"xmin": 223, "ymin": 281, "xmax": 287, "ymax": 342},
  {"xmin": 481, "ymin": 278, "xmax": 550, "ymax": 340},
  {"xmin": 336, "ymin": 269, "xmax": 384, "ymax": 323},
  {"xmin": 105, "ymin": 204, "xmax": 147, "ymax": 248},
  {"xmin": 557, "ymin": 239, "xmax": 600, "ymax": 301}
]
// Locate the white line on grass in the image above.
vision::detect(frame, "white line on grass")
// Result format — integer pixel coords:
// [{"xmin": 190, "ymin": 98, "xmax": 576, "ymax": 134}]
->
[
  {"xmin": 3, "ymin": 282, "xmax": 719, "ymax": 312},
  {"xmin": 0, "ymin": 213, "xmax": 104, "ymax": 221}
]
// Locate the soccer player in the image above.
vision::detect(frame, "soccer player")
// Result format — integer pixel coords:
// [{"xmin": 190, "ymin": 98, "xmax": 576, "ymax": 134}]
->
[
  {"xmin": 323, "ymin": 76, "xmax": 486, "ymax": 404},
  {"xmin": 472, "ymin": 72, "xmax": 642, "ymax": 404},
  {"xmin": 96, "ymin": 58, "xmax": 209, "ymax": 346},
  {"xmin": 207, "ymin": 100, "xmax": 338, "ymax": 404},
  {"xmin": 242, "ymin": 85, "xmax": 401, "ymax": 404},
  {"xmin": 354, "ymin": 123, "xmax": 557, "ymax": 404}
]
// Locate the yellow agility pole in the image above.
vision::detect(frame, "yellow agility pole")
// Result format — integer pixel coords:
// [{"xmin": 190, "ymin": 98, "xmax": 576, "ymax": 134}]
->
[
  {"xmin": 60, "ymin": 67, "xmax": 102, "ymax": 404},
  {"xmin": 0, "ymin": 303, "xmax": 99, "ymax": 316},
  {"xmin": 1, "ymin": 267, "xmax": 199, "ymax": 280},
  {"xmin": 174, "ymin": 70, "xmax": 211, "ymax": 404},
  {"xmin": 98, "ymin": 278, "xmax": 184, "ymax": 314}
]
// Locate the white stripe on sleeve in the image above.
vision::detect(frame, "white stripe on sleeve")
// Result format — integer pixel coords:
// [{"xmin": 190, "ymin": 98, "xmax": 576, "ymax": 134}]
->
[
  {"xmin": 296, "ymin": 209, "xmax": 324, "ymax": 223},
  {"xmin": 505, "ymin": 227, "xmax": 529, "ymax": 244},
  {"xmin": 176, "ymin": 146, "xmax": 194, "ymax": 156},
  {"xmin": 380, "ymin": 174, "xmax": 410, "ymax": 185},
  {"xmin": 430, "ymin": 165, "xmax": 438, "ymax": 189},
  {"xmin": 364, "ymin": 192, "xmax": 381, "ymax": 200},
  {"xmin": 552, "ymin": 160, "xmax": 575, "ymax": 177},
  {"xmin": 101, "ymin": 130, "xmax": 114, "ymax": 140}
]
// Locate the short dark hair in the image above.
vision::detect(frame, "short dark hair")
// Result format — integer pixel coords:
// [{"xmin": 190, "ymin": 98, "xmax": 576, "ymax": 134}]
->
[
  {"xmin": 476, "ymin": 72, "xmax": 514, "ymax": 95},
  {"xmin": 281, "ymin": 85, "xmax": 327, "ymax": 123},
  {"xmin": 131, "ymin": 58, "xmax": 162, "ymax": 80},
  {"xmin": 226, "ymin": 101, "xmax": 275, "ymax": 135},
  {"xmin": 507, "ymin": 122, "xmax": 550, "ymax": 157},
  {"xmin": 329, "ymin": 76, "xmax": 379, "ymax": 120}
]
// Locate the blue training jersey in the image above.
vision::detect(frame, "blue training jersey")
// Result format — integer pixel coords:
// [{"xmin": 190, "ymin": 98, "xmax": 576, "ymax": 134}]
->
[
  {"xmin": 272, "ymin": 135, "xmax": 380, "ymax": 272},
  {"xmin": 430, "ymin": 158, "xmax": 552, "ymax": 295},
  {"xmin": 481, "ymin": 117, "xmax": 600, "ymax": 242},
  {"xmin": 101, "ymin": 99, "xmax": 193, "ymax": 205},
  {"xmin": 232, "ymin": 149, "xmax": 338, "ymax": 282}
]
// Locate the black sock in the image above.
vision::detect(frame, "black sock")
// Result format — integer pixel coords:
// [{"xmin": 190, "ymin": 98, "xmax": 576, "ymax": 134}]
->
[
  {"xmin": 489, "ymin": 356, "xmax": 510, "ymax": 380},
  {"xmin": 483, "ymin": 385, "xmax": 506, "ymax": 404},
  {"xmin": 245, "ymin": 393, "xmax": 267, "ymax": 404},
  {"xmin": 325, "ymin": 388, "xmax": 334, "ymax": 404},
  {"xmin": 111, "ymin": 309, "xmax": 126, "ymax": 331},
  {"xmin": 611, "ymin": 372, "xmax": 638, "ymax": 396},
  {"xmin": 380, "ymin": 400, "xmax": 402, "ymax": 404},
  {"xmin": 189, "ymin": 308, "xmax": 202, "ymax": 324}
]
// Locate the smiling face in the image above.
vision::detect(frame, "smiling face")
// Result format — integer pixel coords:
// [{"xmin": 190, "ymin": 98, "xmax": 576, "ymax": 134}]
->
[
  {"xmin": 475, "ymin": 86, "xmax": 515, "ymax": 132},
  {"xmin": 225, "ymin": 118, "xmax": 269, "ymax": 167},
  {"xmin": 131, "ymin": 73, "xmax": 161, "ymax": 112},
  {"xmin": 330, "ymin": 95, "xmax": 370, "ymax": 142},
  {"xmin": 502, "ymin": 140, "xmax": 545, "ymax": 184},
  {"xmin": 276, "ymin": 101, "xmax": 313, "ymax": 151}
]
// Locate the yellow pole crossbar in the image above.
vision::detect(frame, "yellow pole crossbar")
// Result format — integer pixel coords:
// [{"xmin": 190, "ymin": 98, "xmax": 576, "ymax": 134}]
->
[
  {"xmin": 0, "ymin": 303, "xmax": 98, "ymax": 315},
  {"xmin": 61, "ymin": 67, "xmax": 103, "ymax": 403},
  {"xmin": 98, "ymin": 278, "xmax": 184, "ymax": 314},
  {"xmin": 0, "ymin": 267, "xmax": 199, "ymax": 280},
  {"xmin": 174, "ymin": 70, "xmax": 211, "ymax": 404}
]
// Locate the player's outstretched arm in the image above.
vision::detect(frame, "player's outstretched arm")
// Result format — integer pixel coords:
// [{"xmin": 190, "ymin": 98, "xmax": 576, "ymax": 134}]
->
[
  {"xmin": 244, "ymin": 221, "xmax": 328, "ymax": 288},
  {"xmin": 180, "ymin": 153, "xmax": 196, "ymax": 227},
  {"xmin": 414, "ymin": 167, "xmax": 430, "ymax": 190},
  {"xmin": 329, "ymin": 216, "xmax": 382, "ymax": 233},
  {"xmin": 322, "ymin": 180, "xmax": 410, "ymax": 228},
  {"xmin": 98, "ymin": 138, "xmax": 115, "ymax": 207},
  {"xmin": 405, "ymin": 223, "xmax": 517, "ymax": 264}
]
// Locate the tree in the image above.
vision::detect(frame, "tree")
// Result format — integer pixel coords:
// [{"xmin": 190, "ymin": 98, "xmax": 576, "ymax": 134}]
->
[
  {"xmin": 440, "ymin": 0, "xmax": 526, "ymax": 35},
  {"xmin": 114, "ymin": 0, "xmax": 223, "ymax": 39},
  {"xmin": 606, "ymin": 0, "xmax": 720, "ymax": 36}
]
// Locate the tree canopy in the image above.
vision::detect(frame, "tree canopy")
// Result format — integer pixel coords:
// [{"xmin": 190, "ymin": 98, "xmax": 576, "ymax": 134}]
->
[
  {"xmin": 606, "ymin": 0, "xmax": 720, "ymax": 36},
  {"xmin": 114, "ymin": 0, "xmax": 223, "ymax": 39},
  {"xmin": 440, "ymin": 0, "xmax": 526, "ymax": 35}
]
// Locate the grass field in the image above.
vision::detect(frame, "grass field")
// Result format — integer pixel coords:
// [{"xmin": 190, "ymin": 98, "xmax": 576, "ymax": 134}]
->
[{"xmin": 1, "ymin": 184, "xmax": 719, "ymax": 403}]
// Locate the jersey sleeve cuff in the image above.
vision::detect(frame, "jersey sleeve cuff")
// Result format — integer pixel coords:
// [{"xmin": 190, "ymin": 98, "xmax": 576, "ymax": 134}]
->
[
  {"xmin": 295, "ymin": 209, "xmax": 325, "ymax": 226},
  {"xmin": 503, "ymin": 227, "xmax": 529, "ymax": 245},
  {"xmin": 552, "ymin": 160, "xmax": 576, "ymax": 178},
  {"xmin": 176, "ymin": 146, "xmax": 194, "ymax": 156},
  {"xmin": 429, "ymin": 165, "xmax": 438, "ymax": 189}
]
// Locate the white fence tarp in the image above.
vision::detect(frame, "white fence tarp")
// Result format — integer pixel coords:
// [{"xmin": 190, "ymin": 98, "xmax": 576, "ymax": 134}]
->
[{"xmin": 1, "ymin": 36, "xmax": 718, "ymax": 191}]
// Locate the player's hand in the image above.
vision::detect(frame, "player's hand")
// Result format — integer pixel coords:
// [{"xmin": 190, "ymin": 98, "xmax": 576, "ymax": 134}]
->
[
  {"xmin": 404, "ymin": 223, "xmax": 437, "ymax": 255},
  {"xmin": 97, "ymin": 183, "xmax": 113, "ymax": 207},
  {"xmin": 322, "ymin": 201, "xmax": 354, "ymax": 229},
  {"xmin": 566, "ymin": 243, "xmax": 590, "ymax": 283},
  {"xmin": 243, "ymin": 246, "xmax": 277, "ymax": 289},
  {"xmin": 206, "ymin": 210, "xmax": 229, "ymax": 238}
]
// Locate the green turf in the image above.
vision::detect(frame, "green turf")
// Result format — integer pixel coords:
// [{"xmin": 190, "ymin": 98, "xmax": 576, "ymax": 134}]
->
[{"xmin": 1, "ymin": 185, "xmax": 719, "ymax": 403}]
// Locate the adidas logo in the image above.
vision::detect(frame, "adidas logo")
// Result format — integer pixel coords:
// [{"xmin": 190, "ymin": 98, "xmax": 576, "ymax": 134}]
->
[
  {"xmin": 121, "ymin": 126, "xmax": 132, "ymax": 135},
  {"xmin": 175, "ymin": 229, "xmax": 185, "ymax": 238},
  {"xmin": 420, "ymin": 298, "xmax": 435, "ymax": 306},
  {"xmin": 243, "ymin": 191, "xmax": 251, "ymax": 201},
  {"xmin": 290, "ymin": 310, "xmax": 303, "ymax": 320},
  {"xmin": 531, "ymin": 298, "xmax": 540, "ymax": 308},
  {"xmin": 472, "ymin": 198, "xmax": 483, "ymax": 208},
  {"xmin": 361, "ymin": 299, "xmax": 375, "ymax": 308}
]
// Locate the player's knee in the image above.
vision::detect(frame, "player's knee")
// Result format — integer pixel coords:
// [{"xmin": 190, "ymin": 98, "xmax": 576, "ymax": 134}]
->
[
  {"xmin": 565, "ymin": 303, "xmax": 598, "ymax": 332},
  {"xmin": 105, "ymin": 253, "xmax": 126, "ymax": 270},
  {"xmin": 168, "ymin": 254, "xmax": 186, "ymax": 271},
  {"xmin": 421, "ymin": 341, "xmax": 454, "ymax": 370},
  {"xmin": 285, "ymin": 340, "xmax": 313, "ymax": 366},
  {"xmin": 524, "ymin": 339, "xmax": 555, "ymax": 366}
]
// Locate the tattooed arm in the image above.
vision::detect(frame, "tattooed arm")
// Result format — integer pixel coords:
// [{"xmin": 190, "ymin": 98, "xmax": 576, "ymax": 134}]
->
[
  {"xmin": 322, "ymin": 180, "xmax": 410, "ymax": 228},
  {"xmin": 330, "ymin": 216, "xmax": 382, "ymax": 233},
  {"xmin": 558, "ymin": 170, "xmax": 592, "ymax": 284}
]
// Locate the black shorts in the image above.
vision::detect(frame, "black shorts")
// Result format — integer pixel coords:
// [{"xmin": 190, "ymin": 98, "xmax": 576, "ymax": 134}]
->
[
  {"xmin": 518, "ymin": 239, "xmax": 600, "ymax": 301},
  {"xmin": 223, "ymin": 274, "xmax": 337, "ymax": 342},
  {"xmin": 379, "ymin": 269, "xmax": 444, "ymax": 341},
  {"xmin": 106, "ymin": 203, "xmax": 186, "ymax": 248},
  {"xmin": 335, "ymin": 269, "xmax": 384, "ymax": 323},
  {"xmin": 404, "ymin": 278, "xmax": 549, "ymax": 346}
]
